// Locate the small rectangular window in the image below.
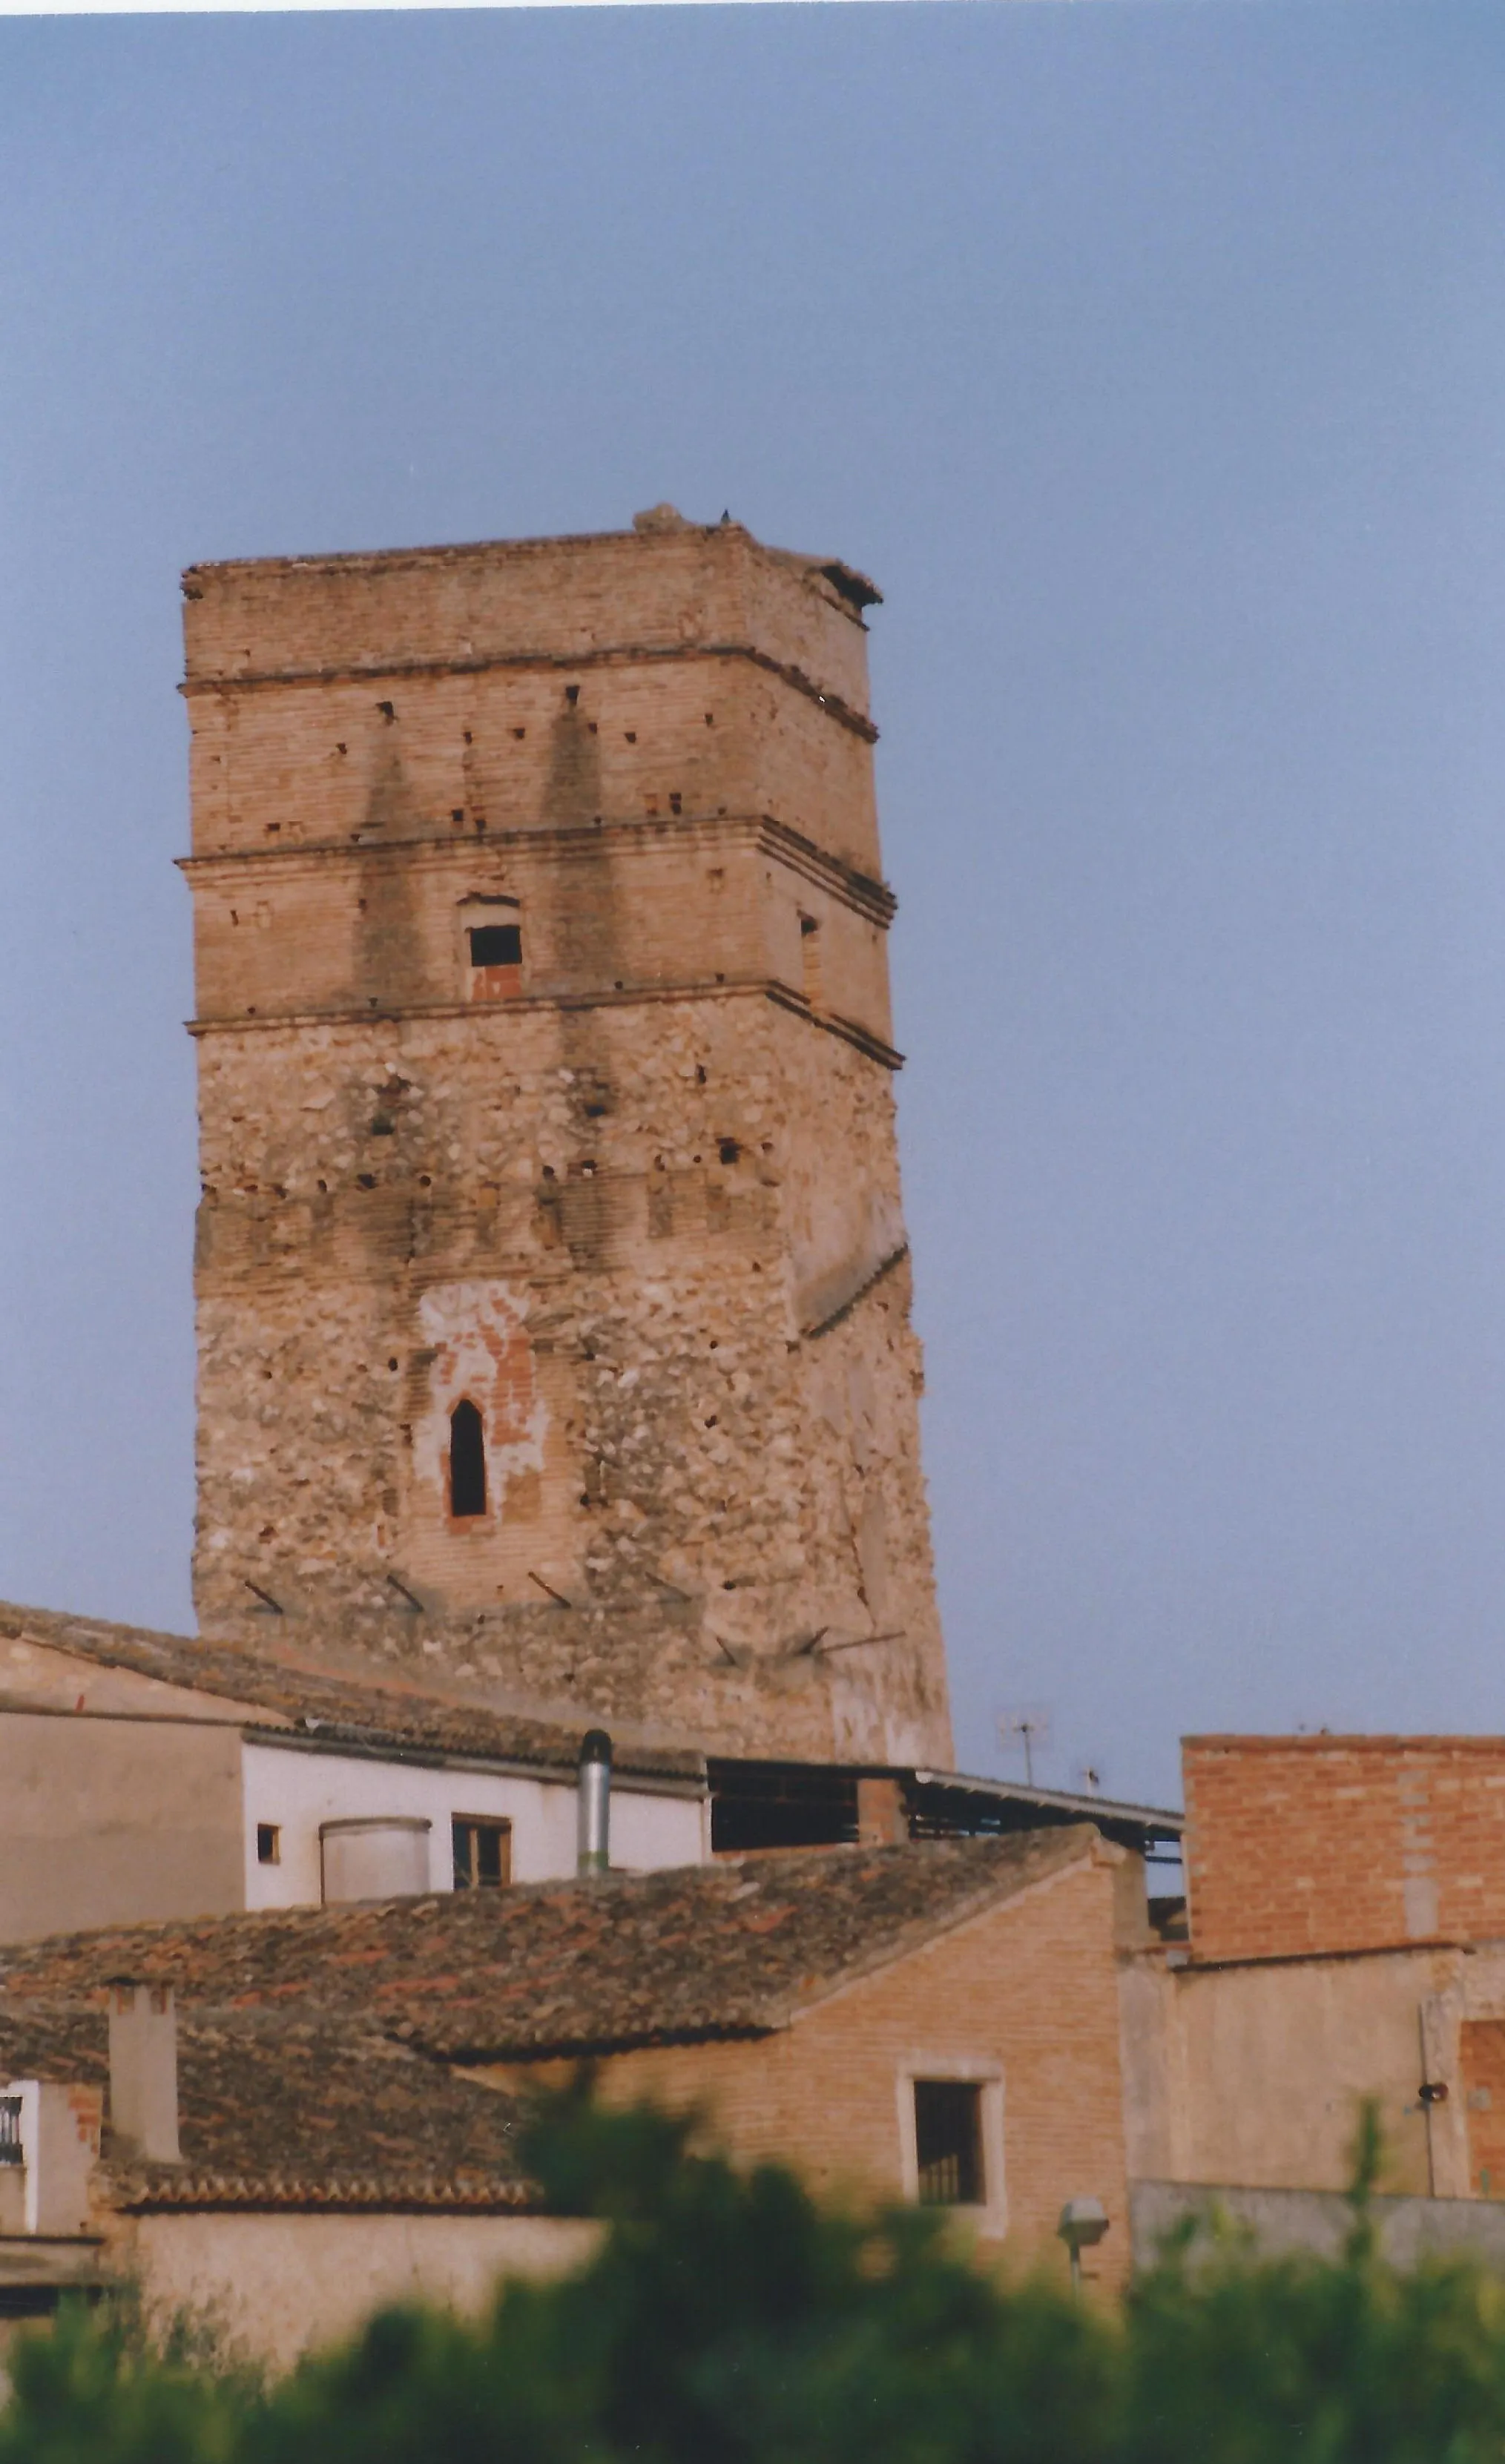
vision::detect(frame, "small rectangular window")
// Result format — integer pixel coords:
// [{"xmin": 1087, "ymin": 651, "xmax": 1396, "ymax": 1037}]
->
[
  {"xmin": 469, "ymin": 923, "xmax": 522, "ymax": 969},
  {"xmin": 452, "ymin": 1816, "xmax": 513, "ymax": 1890},
  {"xmin": 914, "ymin": 2080, "xmax": 984, "ymax": 2207},
  {"xmin": 257, "ymin": 1823, "xmax": 281, "ymax": 1866}
]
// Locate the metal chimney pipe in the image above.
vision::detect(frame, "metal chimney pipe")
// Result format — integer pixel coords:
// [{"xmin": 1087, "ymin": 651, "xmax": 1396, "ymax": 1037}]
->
[{"xmin": 577, "ymin": 1730, "xmax": 613, "ymax": 1876}]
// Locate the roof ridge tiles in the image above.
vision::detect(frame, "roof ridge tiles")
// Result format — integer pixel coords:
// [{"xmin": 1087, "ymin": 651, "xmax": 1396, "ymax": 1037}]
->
[
  {"xmin": 0, "ymin": 1829, "xmax": 1104, "ymax": 2063},
  {"xmin": 0, "ymin": 1596, "xmax": 704, "ymax": 1781}
]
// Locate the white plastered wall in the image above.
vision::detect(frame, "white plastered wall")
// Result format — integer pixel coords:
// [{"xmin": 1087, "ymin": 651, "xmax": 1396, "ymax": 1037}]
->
[{"xmin": 241, "ymin": 1739, "xmax": 708, "ymax": 1908}]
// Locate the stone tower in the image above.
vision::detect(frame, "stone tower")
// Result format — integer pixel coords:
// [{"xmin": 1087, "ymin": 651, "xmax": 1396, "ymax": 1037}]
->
[{"xmin": 182, "ymin": 508, "xmax": 953, "ymax": 1765}]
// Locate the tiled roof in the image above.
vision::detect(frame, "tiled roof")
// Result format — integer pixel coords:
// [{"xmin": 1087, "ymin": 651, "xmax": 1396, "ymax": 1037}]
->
[
  {"xmin": 0, "ymin": 2000, "xmax": 529, "ymax": 2213},
  {"xmin": 0, "ymin": 1599, "xmax": 703, "ymax": 1785},
  {"xmin": 0, "ymin": 1832, "xmax": 1098, "ymax": 2065}
]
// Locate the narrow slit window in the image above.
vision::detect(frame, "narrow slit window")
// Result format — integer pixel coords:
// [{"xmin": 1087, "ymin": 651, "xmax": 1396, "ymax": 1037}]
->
[
  {"xmin": 449, "ymin": 1398, "xmax": 487, "ymax": 1518},
  {"xmin": 799, "ymin": 913, "xmax": 823, "ymax": 1005},
  {"xmin": 913, "ymin": 2081, "xmax": 984, "ymax": 2207},
  {"xmin": 469, "ymin": 921, "xmax": 522, "ymax": 969},
  {"xmin": 257, "ymin": 1823, "xmax": 281, "ymax": 1865},
  {"xmin": 452, "ymin": 1816, "xmax": 513, "ymax": 1890}
]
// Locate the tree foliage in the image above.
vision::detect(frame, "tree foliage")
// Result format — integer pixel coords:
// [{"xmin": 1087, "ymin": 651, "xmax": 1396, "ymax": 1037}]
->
[{"xmin": 5, "ymin": 2090, "xmax": 1505, "ymax": 2461}]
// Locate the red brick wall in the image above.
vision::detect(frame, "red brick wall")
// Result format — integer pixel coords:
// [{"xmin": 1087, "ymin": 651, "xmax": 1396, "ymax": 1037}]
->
[
  {"xmin": 1460, "ymin": 2021, "xmax": 1505, "ymax": 2198},
  {"xmin": 1185, "ymin": 1736, "xmax": 1505, "ymax": 1963},
  {"xmin": 510, "ymin": 1848, "xmax": 1131, "ymax": 2291}
]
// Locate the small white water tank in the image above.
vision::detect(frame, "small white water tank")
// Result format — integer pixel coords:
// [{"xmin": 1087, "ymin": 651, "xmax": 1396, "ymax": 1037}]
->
[{"xmin": 320, "ymin": 1816, "xmax": 432, "ymax": 1904}]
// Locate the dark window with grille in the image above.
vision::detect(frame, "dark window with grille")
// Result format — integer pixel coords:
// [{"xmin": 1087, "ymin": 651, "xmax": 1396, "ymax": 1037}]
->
[
  {"xmin": 914, "ymin": 2080, "xmax": 984, "ymax": 2207},
  {"xmin": 469, "ymin": 922, "xmax": 522, "ymax": 968},
  {"xmin": 449, "ymin": 1399, "xmax": 487, "ymax": 1518},
  {"xmin": 452, "ymin": 1817, "xmax": 513, "ymax": 1890},
  {"xmin": 0, "ymin": 2098, "xmax": 22, "ymax": 2169}
]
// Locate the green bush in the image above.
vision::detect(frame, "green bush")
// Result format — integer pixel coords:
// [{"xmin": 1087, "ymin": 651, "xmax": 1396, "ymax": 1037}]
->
[
  {"xmin": 6, "ymin": 2092, "xmax": 1505, "ymax": 2462},
  {"xmin": 1122, "ymin": 2112, "xmax": 1505, "ymax": 2464},
  {"xmin": 0, "ymin": 2293, "xmax": 248, "ymax": 2464}
]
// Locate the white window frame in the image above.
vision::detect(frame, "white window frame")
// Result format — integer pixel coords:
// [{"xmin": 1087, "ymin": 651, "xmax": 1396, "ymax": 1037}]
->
[{"xmin": 895, "ymin": 2055, "xmax": 1007, "ymax": 2239}]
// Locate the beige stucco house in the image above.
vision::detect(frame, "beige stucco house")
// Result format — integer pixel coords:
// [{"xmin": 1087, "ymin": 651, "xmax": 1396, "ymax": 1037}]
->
[{"xmin": 0, "ymin": 1599, "xmax": 709, "ymax": 1941}]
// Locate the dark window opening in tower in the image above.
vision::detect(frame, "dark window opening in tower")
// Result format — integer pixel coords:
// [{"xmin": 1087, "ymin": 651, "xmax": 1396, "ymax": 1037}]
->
[
  {"xmin": 466, "ymin": 903, "xmax": 524, "ymax": 1006},
  {"xmin": 799, "ymin": 913, "xmax": 822, "ymax": 1006},
  {"xmin": 449, "ymin": 1400, "xmax": 487, "ymax": 1518},
  {"xmin": 469, "ymin": 923, "xmax": 522, "ymax": 969}
]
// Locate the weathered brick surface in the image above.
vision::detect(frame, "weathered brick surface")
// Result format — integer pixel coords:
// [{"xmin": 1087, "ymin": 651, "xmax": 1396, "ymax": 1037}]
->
[
  {"xmin": 516, "ymin": 1849, "xmax": 1132, "ymax": 2287},
  {"xmin": 185, "ymin": 655, "xmax": 883, "ymax": 883},
  {"xmin": 1185, "ymin": 1736, "xmax": 1505, "ymax": 1963},
  {"xmin": 182, "ymin": 524, "xmax": 875, "ymax": 722},
  {"xmin": 183, "ymin": 517, "xmax": 951, "ymax": 1763},
  {"xmin": 1461, "ymin": 2021, "xmax": 1505, "ymax": 2197},
  {"xmin": 188, "ymin": 820, "xmax": 893, "ymax": 1049}
]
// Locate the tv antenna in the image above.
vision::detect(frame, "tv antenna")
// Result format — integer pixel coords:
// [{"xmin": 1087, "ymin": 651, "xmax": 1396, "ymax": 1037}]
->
[{"xmin": 998, "ymin": 1706, "xmax": 1052, "ymax": 1788}]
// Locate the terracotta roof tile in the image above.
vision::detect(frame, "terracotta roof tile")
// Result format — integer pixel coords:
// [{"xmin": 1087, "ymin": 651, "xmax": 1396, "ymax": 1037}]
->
[
  {"xmin": 0, "ymin": 1600, "xmax": 702, "ymax": 1783},
  {"xmin": 0, "ymin": 1833, "xmax": 1098, "ymax": 2064},
  {"xmin": 0, "ymin": 2002, "xmax": 528, "ymax": 2213}
]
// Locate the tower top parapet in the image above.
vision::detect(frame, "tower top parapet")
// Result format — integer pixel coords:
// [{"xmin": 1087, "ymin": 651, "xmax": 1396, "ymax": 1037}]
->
[{"xmin": 182, "ymin": 515, "xmax": 880, "ymax": 722}]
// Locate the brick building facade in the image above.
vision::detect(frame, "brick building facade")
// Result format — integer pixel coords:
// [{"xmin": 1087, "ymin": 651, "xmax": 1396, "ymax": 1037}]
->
[
  {"xmin": 1183, "ymin": 1733, "xmax": 1505, "ymax": 1963},
  {"xmin": 0, "ymin": 1831, "xmax": 1134, "ymax": 2360},
  {"xmin": 1143, "ymin": 1732, "xmax": 1505, "ymax": 2210},
  {"xmin": 180, "ymin": 510, "xmax": 951, "ymax": 1764},
  {"xmin": 529, "ymin": 1834, "xmax": 1133, "ymax": 2283}
]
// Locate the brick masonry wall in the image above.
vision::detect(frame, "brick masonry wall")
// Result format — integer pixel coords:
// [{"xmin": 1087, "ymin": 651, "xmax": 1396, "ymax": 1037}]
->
[
  {"xmin": 184, "ymin": 519, "xmax": 951, "ymax": 1765},
  {"xmin": 509, "ymin": 1849, "xmax": 1131, "ymax": 2290},
  {"xmin": 1185, "ymin": 1736, "xmax": 1505, "ymax": 1963},
  {"xmin": 186, "ymin": 650, "xmax": 883, "ymax": 880},
  {"xmin": 188, "ymin": 820, "xmax": 894, "ymax": 1052},
  {"xmin": 182, "ymin": 524, "xmax": 875, "ymax": 722},
  {"xmin": 1460, "ymin": 2022, "xmax": 1505, "ymax": 2198}
]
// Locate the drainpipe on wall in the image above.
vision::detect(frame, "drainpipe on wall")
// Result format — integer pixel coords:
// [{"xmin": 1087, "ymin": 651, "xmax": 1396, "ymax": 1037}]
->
[
  {"xmin": 1419, "ymin": 1987, "xmax": 1469, "ymax": 2200},
  {"xmin": 578, "ymin": 1730, "xmax": 613, "ymax": 1877}
]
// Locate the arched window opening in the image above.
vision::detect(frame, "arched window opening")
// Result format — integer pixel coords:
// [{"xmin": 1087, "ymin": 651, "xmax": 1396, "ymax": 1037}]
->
[{"xmin": 449, "ymin": 1399, "xmax": 487, "ymax": 1519}]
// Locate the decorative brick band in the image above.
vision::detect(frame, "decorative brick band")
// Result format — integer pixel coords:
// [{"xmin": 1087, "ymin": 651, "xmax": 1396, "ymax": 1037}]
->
[
  {"xmin": 188, "ymin": 978, "xmax": 906, "ymax": 1070},
  {"xmin": 182, "ymin": 639, "xmax": 880, "ymax": 744},
  {"xmin": 180, "ymin": 810, "xmax": 898, "ymax": 929}
]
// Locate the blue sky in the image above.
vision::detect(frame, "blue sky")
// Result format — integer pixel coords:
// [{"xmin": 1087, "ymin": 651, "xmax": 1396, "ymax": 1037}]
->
[{"xmin": 3, "ymin": 1, "xmax": 1505, "ymax": 1804}]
